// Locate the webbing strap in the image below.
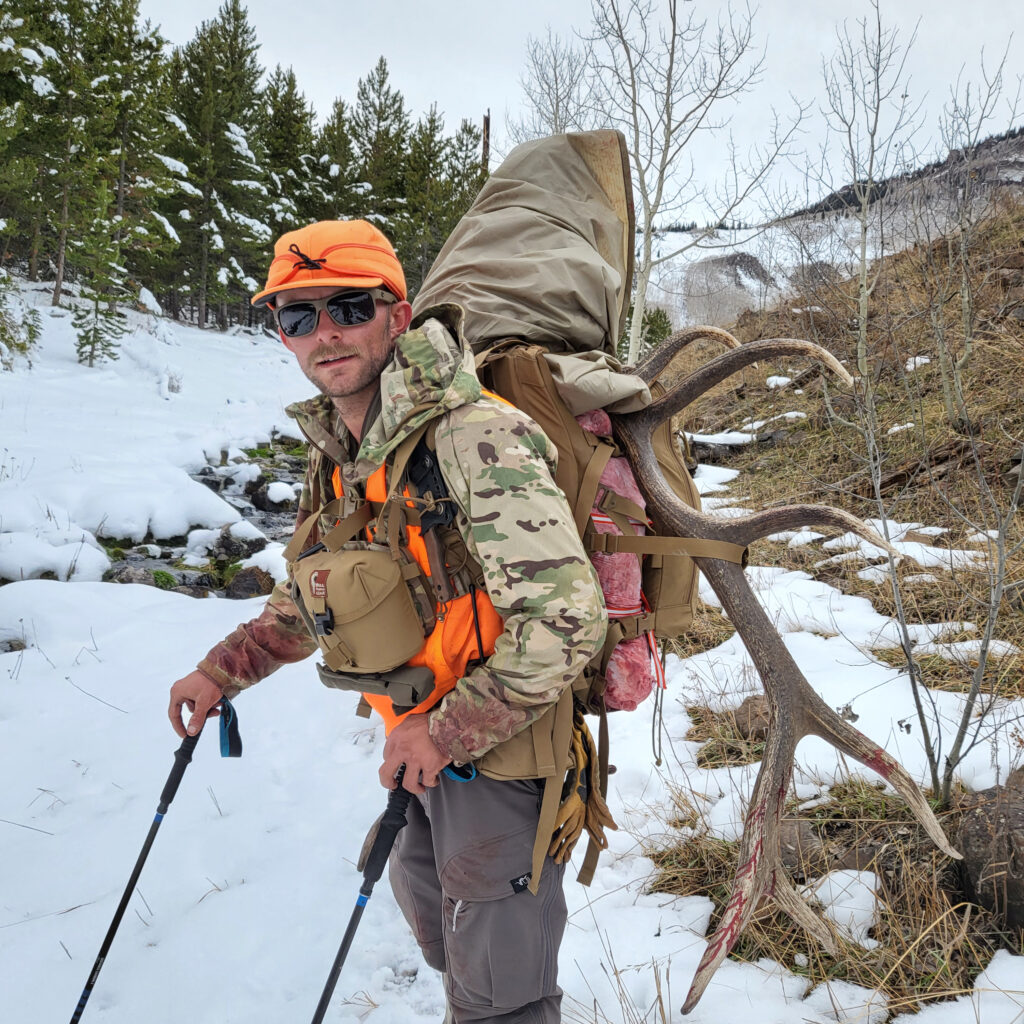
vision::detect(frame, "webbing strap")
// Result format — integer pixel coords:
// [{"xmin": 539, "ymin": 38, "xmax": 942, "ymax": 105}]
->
[
  {"xmin": 574, "ymin": 442, "xmax": 614, "ymax": 535},
  {"xmin": 371, "ymin": 424, "xmax": 432, "ymax": 549},
  {"xmin": 587, "ymin": 532, "xmax": 747, "ymax": 564},
  {"xmin": 598, "ymin": 490, "xmax": 647, "ymax": 524},
  {"xmin": 576, "ymin": 703, "xmax": 610, "ymax": 887},
  {"xmin": 528, "ymin": 687, "xmax": 576, "ymax": 895},
  {"xmin": 282, "ymin": 498, "xmax": 344, "ymax": 561}
]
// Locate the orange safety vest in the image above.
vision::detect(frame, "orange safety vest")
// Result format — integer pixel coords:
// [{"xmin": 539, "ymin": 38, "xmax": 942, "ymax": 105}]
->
[{"xmin": 331, "ymin": 460, "xmax": 504, "ymax": 733}]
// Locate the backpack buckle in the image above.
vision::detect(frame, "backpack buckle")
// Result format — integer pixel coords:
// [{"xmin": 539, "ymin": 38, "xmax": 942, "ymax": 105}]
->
[{"xmin": 314, "ymin": 609, "xmax": 334, "ymax": 636}]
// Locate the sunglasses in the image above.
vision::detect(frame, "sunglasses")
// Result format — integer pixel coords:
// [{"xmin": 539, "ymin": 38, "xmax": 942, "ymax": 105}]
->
[{"xmin": 274, "ymin": 288, "xmax": 394, "ymax": 338}]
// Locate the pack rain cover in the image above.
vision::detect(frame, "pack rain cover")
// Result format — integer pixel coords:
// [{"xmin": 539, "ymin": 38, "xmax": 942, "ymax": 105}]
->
[{"xmin": 412, "ymin": 131, "xmax": 636, "ymax": 355}]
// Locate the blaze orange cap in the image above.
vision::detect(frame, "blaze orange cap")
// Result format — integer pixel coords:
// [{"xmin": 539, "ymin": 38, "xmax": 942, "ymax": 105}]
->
[{"xmin": 251, "ymin": 220, "xmax": 407, "ymax": 307}]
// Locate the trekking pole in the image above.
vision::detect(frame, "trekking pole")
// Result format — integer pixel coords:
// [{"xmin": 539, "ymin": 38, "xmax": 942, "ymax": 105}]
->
[
  {"xmin": 311, "ymin": 766, "xmax": 412, "ymax": 1024},
  {"xmin": 68, "ymin": 699, "xmax": 241, "ymax": 1024}
]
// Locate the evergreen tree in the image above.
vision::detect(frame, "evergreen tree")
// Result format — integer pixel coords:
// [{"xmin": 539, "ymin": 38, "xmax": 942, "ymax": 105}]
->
[
  {"xmin": 617, "ymin": 302, "xmax": 672, "ymax": 363},
  {"xmin": 258, "ymin": 64, "xmax": 317, "ymax": 234},
  {"xmin": 168, "ymin": 0, "xmax": 269, "ymax": 328},
  {"xmin": 0, "ymin": 268, "xmax": 42, "ymax": 370},
  {"xmin": 397, "ymin": 105, "xmax": 450, "ymax": 294},
  {"xmin": 94, "ymin": 0, "xmax": 180, "ymax": 295},
  {"xmin": 16, "ymin": 0, "xmax": 116, "ymax": 303},
  {"xmin": 72, "ymin": 182, "xmax": 128, "ymax": 366},
  {"xmin": 350, "ymin": 57, "xmax": 410, "ymax": 234},
  {"xmin": 0, "ymin": 6, "xmax": 43, "ymax": 264},
  {"xmin": 311, "ymin": 99, "xmax": 358, "ymax": 221}
]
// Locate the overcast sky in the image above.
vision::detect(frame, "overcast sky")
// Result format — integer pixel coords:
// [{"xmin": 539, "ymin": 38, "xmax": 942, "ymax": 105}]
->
[{"xmin": 138, "ymin": 0, "xmax": 1021, "ymax": 205}]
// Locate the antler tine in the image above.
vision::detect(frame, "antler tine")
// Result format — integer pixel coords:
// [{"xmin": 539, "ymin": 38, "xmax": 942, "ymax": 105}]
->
[
  {"xmin": 643, "ymin": 338, "xmax": 852, "ymax": 426},
  {"xmin": 610, "ymin": 411, "xmax": 960, "ymax": 1015},
  {"xmin": 714, "ymin": 504, "xmax": 901, "ymax": 557},
  {"xmin": 633, "ymin": 326, "xmax": 742, "ymax": 383}
]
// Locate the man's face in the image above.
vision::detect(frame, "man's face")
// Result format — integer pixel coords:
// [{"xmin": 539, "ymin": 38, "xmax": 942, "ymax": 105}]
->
[{"xmin": 276, "ymin": 286, "xmax": 401, "ymax": 401}]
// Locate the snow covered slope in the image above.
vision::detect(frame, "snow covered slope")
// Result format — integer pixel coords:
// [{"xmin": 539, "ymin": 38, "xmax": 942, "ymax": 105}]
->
[{"xmin": 1, "ymin": 282, "xmax": 1021, "ymax": 1022}]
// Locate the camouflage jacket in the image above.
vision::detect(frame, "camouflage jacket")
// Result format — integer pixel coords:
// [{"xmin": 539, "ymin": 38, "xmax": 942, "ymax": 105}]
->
[{"xmin": 198, "ymin": 306, "xmax": 607, "ymax": 764}]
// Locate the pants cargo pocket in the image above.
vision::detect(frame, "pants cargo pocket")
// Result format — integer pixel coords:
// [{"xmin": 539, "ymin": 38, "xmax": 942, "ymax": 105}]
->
[{"xmin": 439, "ymin": 827, "xmax": 566, "ymax": 1016}]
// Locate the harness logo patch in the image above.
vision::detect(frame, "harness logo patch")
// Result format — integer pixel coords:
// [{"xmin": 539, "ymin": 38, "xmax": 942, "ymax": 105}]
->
[{"xmin": 310, "ymin": 569, "xmax": 330, "ymax": 598}]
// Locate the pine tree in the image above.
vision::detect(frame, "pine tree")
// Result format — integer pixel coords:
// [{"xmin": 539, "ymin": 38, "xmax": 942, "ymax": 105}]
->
[
  {"xmin": 13, "ymin": 0, "xmax": 116, "ymax": 303},
  {"xmin": 94, "ymin": 0, "xmax": 179, "ymax": 296},
  {"xmin": 72, "ymin": 182, "xmax": 128, "ymax": 366},
  {"xmin": 350, "ymin": 57, "xmax": 410, "ymax": 234},
  {"xmin": 169, "ymin": 0, "xmax": 269, "ymax": 328},
  {"xmin": 311, "ymin": 99, "xmax": 358, "ymax": 221},
  {"xmin": 0, "ymin": 5, "xmax": 43, "ymax": 264},
  {"xmin": 258, "ymin": 64, "xmax": 317, "ymax": 235},
  {"xmin": 397, "ymin": 106, "xmax": 450, "ymax": 295}
]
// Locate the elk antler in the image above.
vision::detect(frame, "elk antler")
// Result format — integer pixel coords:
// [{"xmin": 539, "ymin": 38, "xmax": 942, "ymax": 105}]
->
[
  {"xmin": 611, "ymin": 332, "xmax": 960, "ymax": 1014},
  {"xmin": 632, "ymin": 325, "xmax": 742, "ymax": 381}
]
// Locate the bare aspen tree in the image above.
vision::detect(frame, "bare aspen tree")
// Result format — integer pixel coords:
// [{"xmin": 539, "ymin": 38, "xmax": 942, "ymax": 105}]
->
[
  {"xmin": 901, "ymin": 49, "xmax": 1023, "ymax": 803},
  {"xmin": 505, "ymin": 29, "xmax": 594, "ymax": 145},
  {"xmin": 908, "ymin": 48, "xmax": 1020, "ymax": 428},
  {"xmin": 582, "ymin": 0, "xmax": 802, "ymax": 363},
  {"xmin": 814, "ymin": 5, "xmax": 1023, "ymax": 805}
]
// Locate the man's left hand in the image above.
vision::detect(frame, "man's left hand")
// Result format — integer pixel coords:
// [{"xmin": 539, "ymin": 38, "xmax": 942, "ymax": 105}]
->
[{"xmin": 379, "ymin": 715, "xmax": 449, "ymax": 794}]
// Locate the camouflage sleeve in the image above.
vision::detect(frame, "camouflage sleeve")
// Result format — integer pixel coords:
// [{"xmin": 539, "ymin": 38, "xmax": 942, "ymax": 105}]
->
[
  {"xmin": 427, "ymin": 398, "xmax": 608, "ymax": 763},
  {"xmin": 196, "ymin": 579, "xmax": 318, "ymax": 699}
]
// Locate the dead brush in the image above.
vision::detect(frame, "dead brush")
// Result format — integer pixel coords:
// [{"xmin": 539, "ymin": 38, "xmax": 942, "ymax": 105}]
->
[{"xmin": 647, "ymin": 778, "xmax": 1019, "ymax": 1013}]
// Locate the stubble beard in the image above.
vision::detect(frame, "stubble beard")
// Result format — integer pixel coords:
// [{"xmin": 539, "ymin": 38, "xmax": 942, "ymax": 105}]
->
[{"xmin": 302, "ymin": 309, "xmax": 395, "ymax": 400}]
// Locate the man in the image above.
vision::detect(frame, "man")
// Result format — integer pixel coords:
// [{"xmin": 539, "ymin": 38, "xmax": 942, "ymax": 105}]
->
[{"xmin": 169, "ymin": 219, "xmax": 607, "ymax": 1023}]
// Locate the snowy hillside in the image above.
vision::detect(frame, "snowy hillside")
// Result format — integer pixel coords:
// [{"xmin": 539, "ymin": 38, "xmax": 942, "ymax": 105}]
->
[
  {"xmin": 648, "ymin": 131, "xmax": 1024, "ymax": 328},
  {"xmin": 1, "ymin": 282, "xmax": 1022, "ymax": 1023}
]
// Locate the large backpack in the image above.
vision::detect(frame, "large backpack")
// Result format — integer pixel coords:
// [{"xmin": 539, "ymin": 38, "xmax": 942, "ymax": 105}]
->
[{"xmin": 409, "ymin": 129, "xmax": 749, "ymax": 882}]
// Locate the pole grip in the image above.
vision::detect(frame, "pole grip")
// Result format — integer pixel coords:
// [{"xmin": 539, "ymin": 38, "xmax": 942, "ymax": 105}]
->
[
  {"xmin": 360, "ymin": 769, "xmax": 411, "ymax": 887},
  {"xmin": 158, "ymin": 730, "xmax": 200, "ymax": 813}
]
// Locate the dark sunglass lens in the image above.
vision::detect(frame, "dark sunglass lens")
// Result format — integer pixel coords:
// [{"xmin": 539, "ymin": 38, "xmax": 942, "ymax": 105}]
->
[
  {"xmin": 278, "ymin": 303, "xmax": 318, "ymax": 337},
  {"xmin": 326, "ymin": 291, "xmax": 376, "ymax": 326}
]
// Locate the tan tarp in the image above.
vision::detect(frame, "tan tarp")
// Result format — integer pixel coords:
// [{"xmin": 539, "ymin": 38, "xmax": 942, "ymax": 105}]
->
[{"xmin": 412, "ymin": 130, "xmax": 636, "ymax": 357}]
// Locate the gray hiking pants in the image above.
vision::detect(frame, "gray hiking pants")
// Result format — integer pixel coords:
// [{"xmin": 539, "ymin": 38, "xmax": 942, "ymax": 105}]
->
[{"xmin": 389, "ymin": 772, "xmax": 566, "ymax": 1024}]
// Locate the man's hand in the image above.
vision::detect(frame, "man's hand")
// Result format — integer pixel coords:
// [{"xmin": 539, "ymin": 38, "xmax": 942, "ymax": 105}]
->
[
  {"xmin": 169, "ymin": 670, "xmax": 224, "ymax": 739},
  {"xmin": 379, "ymin": 715, "xmax": 449, "ymax": 795}
]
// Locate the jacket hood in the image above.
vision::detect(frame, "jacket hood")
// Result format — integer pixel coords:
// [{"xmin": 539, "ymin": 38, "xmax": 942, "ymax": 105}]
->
[{"xmin": 286, "ymin": 303, "xmax": 481, "ymax": 485}]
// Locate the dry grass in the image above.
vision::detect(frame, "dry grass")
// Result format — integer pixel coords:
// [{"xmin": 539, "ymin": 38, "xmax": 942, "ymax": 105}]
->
[
  {"xmin": 651, "ymin": 199, "xmax": 1024, "ymax": 1014},
  {"xmin": 683, "ymin": 704, "xmax": 765, "ymax": 768},
  {"xmin": 868, "ymin": 647, "xmax": 1024, "ymax": 699},
  {"xmin": 648, "ymin": 780, "xmax": 1022, "ymax": 1015},
  {"xmin": 664, "ymin": 604, "xmax": 736, "ymax": 658}
]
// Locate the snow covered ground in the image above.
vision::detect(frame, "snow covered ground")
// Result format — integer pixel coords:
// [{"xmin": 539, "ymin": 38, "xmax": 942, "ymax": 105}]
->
[{"xmin": 2, "ymin": 283, "xmax": 1022, "ymax": 1023}]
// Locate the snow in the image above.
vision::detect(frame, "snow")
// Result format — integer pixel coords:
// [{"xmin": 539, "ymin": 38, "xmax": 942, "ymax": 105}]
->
[
  {"xmin": 266, "ymin": 481, "xmax": 294, "ymax": 503},
  {"xmin": 888, "ymin": 422, "xmax": 915, "ymax": 435},
  {"xmin": 2, "ymin": 276, "xmax": 1022, "ymax": 1022},
  {"xmin": 137, "ymin": 287, "xmax": 162, "ymax": 315},
  {"xmin": 905, "ymin": 356, "xmax": 932, "ymax": 373},
  {"xmin": 766, "ymin": 375, "xmax": 792, "ymax": 389},
  {"xmin": 806, "ymin": 871, "xmax": 880, "ymax": 949},
  {"xmin": 153, "ymin": 152, "xmax": 189, "ymax": 177}
]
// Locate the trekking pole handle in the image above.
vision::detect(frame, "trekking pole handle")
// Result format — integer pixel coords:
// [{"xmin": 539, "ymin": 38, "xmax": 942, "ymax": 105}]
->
[
  {"xmin": 359, "ymin": 767, "xmax": 411, "ymax": 890},
  {"xmin": 158, "ymin": 730, "xmax": 201, "ymax": 814}
]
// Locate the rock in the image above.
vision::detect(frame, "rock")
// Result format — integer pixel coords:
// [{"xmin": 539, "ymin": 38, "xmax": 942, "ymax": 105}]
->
[
  {"xmin": 225, "ymin": 566, "xmax": 275, "ymax": 599},
  {"xmin": 779, "ymin": 818, "xmax": 826, "ymax": 875},
  {"xmin": 105, "ymin": 566, "xmax": 156, "ymax": 586},
  {"xmin": 1, "ymin": 638, "xmax": 27, "ymax": 653},
  {"xmin": 210, "ymin": 523, "xmax": 267, "ymax": 562},
  {"xmin": 170, "ymin": 585, "xmax": 212, "ymax": 599},
  {"xmin": 195, "ymin": 466, "xmax": 225, "ymax": 493},
  {"xmin": 732, "ymin": 695, "xmax": 770, "ymax": 740},
  {"xmin": 181, "ymin": 571, "xmax": 219, "ymax": 590},
  {"xmin": 251, "ymin": 481, "xmax": 297, "ymax": 512},
  {"xmin": 957, "ymin": 774, "xmax": 1024, "ymax": 930}
]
